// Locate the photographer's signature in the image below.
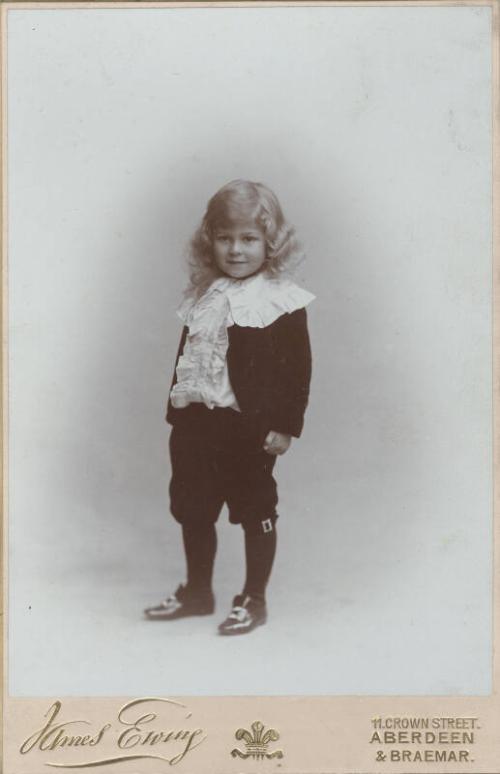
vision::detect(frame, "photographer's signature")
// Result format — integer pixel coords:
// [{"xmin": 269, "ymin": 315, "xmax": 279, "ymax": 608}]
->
[{"xmin": 20, "ymin": 697, "xmax": 206, "ymax": 767}]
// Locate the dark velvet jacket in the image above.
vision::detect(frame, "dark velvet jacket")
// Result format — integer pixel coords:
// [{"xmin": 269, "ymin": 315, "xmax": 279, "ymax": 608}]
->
[{"xmin": 166, "ymin": 307, "xmax": 312, "ymax": 445}]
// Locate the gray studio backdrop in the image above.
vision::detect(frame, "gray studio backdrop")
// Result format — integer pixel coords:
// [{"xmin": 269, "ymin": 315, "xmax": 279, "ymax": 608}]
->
[{"xmin": 8, "ymin": 5, "xmax": 492, "ymax": 695}]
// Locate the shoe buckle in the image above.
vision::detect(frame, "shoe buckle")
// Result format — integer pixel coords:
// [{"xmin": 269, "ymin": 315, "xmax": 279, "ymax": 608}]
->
[
  {"xmin": 163, "ymin": 595, "xmax": 182, "ymax": 612},
  {"xmin": 228, "ymin": 606, "xmax": 249, "ymax": 622}
]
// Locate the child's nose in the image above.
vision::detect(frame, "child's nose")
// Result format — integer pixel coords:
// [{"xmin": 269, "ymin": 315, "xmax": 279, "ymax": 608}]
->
[{"xmin": 229, "ymin": 240, "xmax": 242, "ymax": 255}]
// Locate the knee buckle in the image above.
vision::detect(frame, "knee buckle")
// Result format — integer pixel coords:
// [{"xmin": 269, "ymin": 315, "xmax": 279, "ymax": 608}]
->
[{"xmin": 243, "ymin": 517, "xmax": 276, "ymax": 535}]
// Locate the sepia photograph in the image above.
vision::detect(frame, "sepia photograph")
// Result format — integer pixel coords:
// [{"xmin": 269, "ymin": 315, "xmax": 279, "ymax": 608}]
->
[{"xmin": 2, "ymin": 1, "xmax": 499, "ymax": 772}]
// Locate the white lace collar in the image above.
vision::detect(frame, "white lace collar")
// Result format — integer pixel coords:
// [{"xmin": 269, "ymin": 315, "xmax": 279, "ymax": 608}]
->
[{"xmin": 177, "ymin": 272, "xmax": 315, "ymax": 329}]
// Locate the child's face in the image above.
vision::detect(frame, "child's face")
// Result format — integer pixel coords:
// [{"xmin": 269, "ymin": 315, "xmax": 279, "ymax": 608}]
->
[{"xmin": 212, "ymin": 219, "xmax": 267, "ymax": 280}]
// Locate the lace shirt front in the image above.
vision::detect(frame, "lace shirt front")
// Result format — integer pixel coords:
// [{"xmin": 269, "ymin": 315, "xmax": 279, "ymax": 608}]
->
[{"xmin": 169, "ymin": 272, "xmax": 315, "ymax": 411}]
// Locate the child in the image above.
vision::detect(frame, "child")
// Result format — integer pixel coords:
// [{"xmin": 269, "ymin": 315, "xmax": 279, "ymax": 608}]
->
[{"xmin": 144, "ymin": 179, "xmax": 314, "ymax": 635}]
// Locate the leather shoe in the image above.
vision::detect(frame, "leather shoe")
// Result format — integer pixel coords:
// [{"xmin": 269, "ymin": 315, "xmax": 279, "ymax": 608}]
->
[
  {"xmin": 144, "ymin": 584, "xmax": 215, "ymax": 620},
  {"xmin": 218, "ymin": 594, "xmax": 267, "ymax": 635}
]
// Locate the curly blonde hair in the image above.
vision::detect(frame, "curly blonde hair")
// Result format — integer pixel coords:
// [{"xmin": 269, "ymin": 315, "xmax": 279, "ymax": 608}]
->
[{"xmin": 185, "ymin": 179, "xmax": 305, "ymax": 297}]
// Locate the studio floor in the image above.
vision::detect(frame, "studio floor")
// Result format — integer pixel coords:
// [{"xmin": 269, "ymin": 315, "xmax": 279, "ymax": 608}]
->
[{"xmin": 9, "ymin": 477, "xmax": 491, "ymax": 697}]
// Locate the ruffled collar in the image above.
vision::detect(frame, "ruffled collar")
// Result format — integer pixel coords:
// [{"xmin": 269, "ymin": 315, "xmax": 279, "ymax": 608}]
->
[{"xmin": 177, "ymin": 272, "xmax": 315, "ymax": 329}]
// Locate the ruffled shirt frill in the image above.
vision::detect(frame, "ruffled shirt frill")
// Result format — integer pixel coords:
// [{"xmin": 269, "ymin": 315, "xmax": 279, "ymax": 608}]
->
[{"xmin": 169, "ymin": 272, "xmax": 315, "ymax": 411}]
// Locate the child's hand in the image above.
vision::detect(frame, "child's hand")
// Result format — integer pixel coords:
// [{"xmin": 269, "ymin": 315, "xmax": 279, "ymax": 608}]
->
[{"xmin": 263, "ymin": 431, "xmax": 292, "ymax": 456}]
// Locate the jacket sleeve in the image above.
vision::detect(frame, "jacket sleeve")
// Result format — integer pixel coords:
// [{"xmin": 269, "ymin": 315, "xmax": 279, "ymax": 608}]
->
[
  {"xmin": 165, "ymin": 326, "xmax": 188, "ymax": 423},
  {"xmin": 267, "ymin": 307, "xmax": 312, "ymax": 438}
]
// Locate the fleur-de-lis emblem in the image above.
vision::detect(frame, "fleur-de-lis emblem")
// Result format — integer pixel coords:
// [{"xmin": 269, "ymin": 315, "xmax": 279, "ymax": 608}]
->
[{"xmin": 231, "ymin": 720, "xmax": 284, "ymax": 760}]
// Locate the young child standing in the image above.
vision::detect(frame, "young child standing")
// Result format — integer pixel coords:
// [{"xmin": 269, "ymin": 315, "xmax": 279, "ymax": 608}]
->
[{"xmin": 145, "ymin": 179, "xmax": 314, "ymax": 635}]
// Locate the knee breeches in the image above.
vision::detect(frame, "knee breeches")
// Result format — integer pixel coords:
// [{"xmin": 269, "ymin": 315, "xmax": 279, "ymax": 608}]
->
[{"xmin": 169, "ymin": 406, "xmax": 279, "ymax": 531}]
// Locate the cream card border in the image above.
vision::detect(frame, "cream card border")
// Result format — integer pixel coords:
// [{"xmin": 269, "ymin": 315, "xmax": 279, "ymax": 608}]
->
[{"xmin": 2, "ymin": 2, "xmax": 499, "ymax": 772}]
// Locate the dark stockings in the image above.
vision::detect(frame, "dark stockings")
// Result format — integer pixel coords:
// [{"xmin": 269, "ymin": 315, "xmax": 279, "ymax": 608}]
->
[
  {"xmin": 242, "ymin": 520, "xmax": 277, "ymax": 605},
  {"xmin": 181, "ymin": 518, "xmax": 277, "ymax": 605},
  {"xmin": 182, "ymin": 523, "xmax": 217, "ymax": 596}
]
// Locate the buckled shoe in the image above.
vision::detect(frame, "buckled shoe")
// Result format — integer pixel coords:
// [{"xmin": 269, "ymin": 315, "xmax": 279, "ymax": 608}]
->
[
  {"xmin": 144, "ymin": 584, "xmax": 215, "ymax": 620},
  {"xmin": 217, "ymin": 594, "xmax": 267, "ymax": 635}
]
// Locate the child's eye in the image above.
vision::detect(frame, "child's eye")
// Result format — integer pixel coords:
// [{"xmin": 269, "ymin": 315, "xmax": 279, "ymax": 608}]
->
[{"xmin": 243, "ymin": 236, "xmax": 257, "ymax": 242}]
